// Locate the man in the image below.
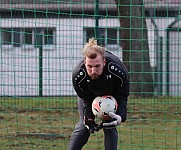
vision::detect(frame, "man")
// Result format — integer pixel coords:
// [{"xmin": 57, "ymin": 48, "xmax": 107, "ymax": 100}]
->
[{"xmin": 68, "ymin": 38, "xmax": 129, "ymax": 150}]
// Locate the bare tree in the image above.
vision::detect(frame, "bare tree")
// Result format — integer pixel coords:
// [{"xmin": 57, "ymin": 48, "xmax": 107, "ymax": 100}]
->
[{"xmin": 115, "ymin": 0, "xmax": 154, "ymax": 97}]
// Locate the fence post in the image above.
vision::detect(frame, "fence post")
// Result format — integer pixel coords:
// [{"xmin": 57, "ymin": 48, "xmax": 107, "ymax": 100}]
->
[
  {"xmin": 35, "ymin": 29, "xmax": 43, "ymax": 96},
  {"xmin": 95, "ymin": 0, "xmax": 99, "ymax": 42}
]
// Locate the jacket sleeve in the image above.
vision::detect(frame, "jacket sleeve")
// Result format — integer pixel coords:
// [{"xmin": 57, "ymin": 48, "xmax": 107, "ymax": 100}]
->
[
  {"xmin": 114, "ymin": 76, "xmax": 129, "ymax": 122},
  {"xmin": 72, "ymin": 68, "xmax": 95, "ymax": 118},
  {"xmin": 108, "ymin": 62, "xmax": 130, "ymax": 122},
  {"xmin": 73, "ymin": 82, "xmax": 95, "ymax": 118}
]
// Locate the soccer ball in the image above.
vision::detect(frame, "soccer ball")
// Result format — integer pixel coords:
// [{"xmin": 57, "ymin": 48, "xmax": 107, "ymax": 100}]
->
[{"xmin": 92, "ymin": 95, "xmax": 118, "ymax": 121}]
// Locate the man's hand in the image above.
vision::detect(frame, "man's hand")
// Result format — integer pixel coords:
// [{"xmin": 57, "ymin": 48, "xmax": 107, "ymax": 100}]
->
[
  {"xmin": 102, "ymin": 112, "xmax": 122, "ymax": 129},
  {"xmin": 84, "ymin": 116, "xmax": 100, "ymax": 133}
]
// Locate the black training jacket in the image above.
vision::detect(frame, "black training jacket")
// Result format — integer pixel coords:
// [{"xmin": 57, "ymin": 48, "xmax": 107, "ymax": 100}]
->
[{"xmin": 72, "ymin": 51, "xmax": 130, "ymax": 122}]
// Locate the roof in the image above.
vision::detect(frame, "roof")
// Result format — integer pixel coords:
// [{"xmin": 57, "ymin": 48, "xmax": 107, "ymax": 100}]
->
[
  {"xmin": 0, "ymin": 0, "xmax": 181, "ymax": 11},
  {"xmin": 0, "ymin": 0, "xmax": 180, "ymax": 4}
]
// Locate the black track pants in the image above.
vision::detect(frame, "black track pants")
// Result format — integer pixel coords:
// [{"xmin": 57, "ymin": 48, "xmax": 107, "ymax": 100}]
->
[{"xmin": 68, "ymin": 98, "xmax": 118, "ymax": 150}]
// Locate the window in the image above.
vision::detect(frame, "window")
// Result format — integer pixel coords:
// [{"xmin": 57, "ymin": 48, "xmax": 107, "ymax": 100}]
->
[
  {"xmin": 84, "ymin": 27, "xmax": 120, "ymax": 48},
  {"xmin": 23, "ymin": 29, "xmax": 33, "ymax": 45},
  {"xmin": 0, "ymin": 28, "xmax": 56, "ymax": 49},
  {"xmin": 13, "ymin": 28, "xmax": 21, "ymax": 47},
  {"xmin": 44, "ymin": 29, "xmax": 54, "ymax": 45},
  {"xmin": 1, "ymin": 28, "xmax": 12, "ymax": 45},
  {"xmin": 85, "ymin": 28, "xmax": 95, "ymax": 43},
  {"xmin": 107, "ymin": 28, "xmax": 117, "ymax": 45}
]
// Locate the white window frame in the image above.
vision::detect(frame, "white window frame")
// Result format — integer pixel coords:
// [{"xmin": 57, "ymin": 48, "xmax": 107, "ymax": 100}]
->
[
  {"xmin": 83, "ymin": 27, "xmax": 121, "ymax": 50},
  {"xmin": 0, "ymin": 28, "xmax": 56, "ymax": 51}
]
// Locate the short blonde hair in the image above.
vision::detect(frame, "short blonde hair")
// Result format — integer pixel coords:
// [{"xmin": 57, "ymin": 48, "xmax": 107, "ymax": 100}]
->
[{"xmin": 82, "ymin": 38, "xmax": 105, "ymax": 59}]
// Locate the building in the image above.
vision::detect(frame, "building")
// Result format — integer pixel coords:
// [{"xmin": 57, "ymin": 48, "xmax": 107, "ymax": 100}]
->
[{"xmin": 0, "ymin": 0, "xmax": 181, "ymax": 96}]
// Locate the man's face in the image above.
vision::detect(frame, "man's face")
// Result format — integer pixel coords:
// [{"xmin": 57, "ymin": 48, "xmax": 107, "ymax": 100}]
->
[{"xmin": 84, "ymin": 54, "xmax": 105, "ymax": 80}]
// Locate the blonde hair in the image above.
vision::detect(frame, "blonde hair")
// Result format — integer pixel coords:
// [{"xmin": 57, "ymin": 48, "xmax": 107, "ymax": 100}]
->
[{"xmin": 82, "ymin": 38, "xmax": 105, "ymax": 59}]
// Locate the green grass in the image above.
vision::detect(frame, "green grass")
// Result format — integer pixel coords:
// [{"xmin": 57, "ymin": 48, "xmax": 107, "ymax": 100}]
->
[{"xmin": 0, "ymin": 96, "xmax": 181, "ymax": 150}]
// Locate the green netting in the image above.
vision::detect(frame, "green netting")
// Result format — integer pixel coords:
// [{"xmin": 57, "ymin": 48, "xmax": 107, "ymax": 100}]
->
[{"xmin": 0, "ymin": 0, "xmax": 181, "ymax": 149}]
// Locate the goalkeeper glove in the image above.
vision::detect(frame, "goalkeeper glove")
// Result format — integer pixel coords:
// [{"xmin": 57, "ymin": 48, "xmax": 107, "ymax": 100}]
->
[
  {"xmin": 102, "ymin": 112, "xmax": 122, "ymax": 129},
  {"xmin": 84, "ymin": 116, "xmax": 100, "ymax": 133}
]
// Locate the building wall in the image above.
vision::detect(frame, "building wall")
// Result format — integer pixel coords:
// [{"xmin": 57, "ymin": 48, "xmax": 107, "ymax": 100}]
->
[{"xmin": 0, "ymin": 17, "xmax": 176, "ymax": 96}]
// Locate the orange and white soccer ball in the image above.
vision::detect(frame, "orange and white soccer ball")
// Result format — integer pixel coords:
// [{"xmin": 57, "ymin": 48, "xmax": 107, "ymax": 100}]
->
[{"xmin": 92, "ymin": 95, "xmax": 118, "ymax": 121}]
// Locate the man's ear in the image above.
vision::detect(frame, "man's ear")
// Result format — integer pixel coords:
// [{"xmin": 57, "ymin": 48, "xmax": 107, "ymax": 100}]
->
[
  {"xmin": 84, "ymin": 57, "xmax": 86, "ymax": 64},
  {"xmin": 104, "ymin": 58, "xmax": 106, "ymax": 66}
]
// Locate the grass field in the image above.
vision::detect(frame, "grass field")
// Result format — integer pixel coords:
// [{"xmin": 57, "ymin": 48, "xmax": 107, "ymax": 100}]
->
[{"xmin": 0, "ymin": 96, "xmax": 181, "ymax": 150}]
